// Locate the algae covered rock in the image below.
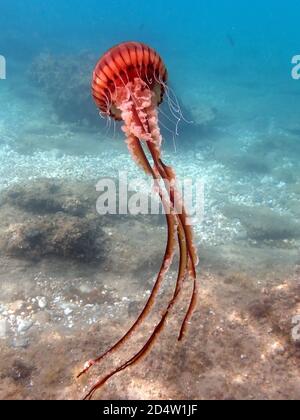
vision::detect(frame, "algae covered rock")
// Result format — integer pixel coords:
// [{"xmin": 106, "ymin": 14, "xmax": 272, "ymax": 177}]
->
[
  {"xmin": 0, "ymin": 179, "xmax": 107, "ymax": 261},
  {"xmin": 1, "ymin": 215, "xmax": 105, "ymax": 261},
  {"xmin": 223, "ymin": 204, "xmax": 300, "ymax": 241},
  {"xmin": 29, "ymin": 52, "xmax": 98, "ymax": 125},
  {"xmin": 1, "ymin": 179, "xmax": 96, "ymax": 217},
  {"xmin": 188, "ymin": 102, "xmax": 217, "ymax": 127}
]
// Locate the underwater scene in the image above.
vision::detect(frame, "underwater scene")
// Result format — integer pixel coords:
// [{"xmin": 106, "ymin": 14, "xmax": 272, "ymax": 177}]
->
[{"xmin": 0, "ymin": 0, "xmax": 299, "ymax": 401}]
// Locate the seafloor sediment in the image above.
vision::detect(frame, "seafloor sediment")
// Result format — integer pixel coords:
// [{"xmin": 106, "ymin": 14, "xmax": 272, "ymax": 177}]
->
[
  {"xmin": 0, "ymin": 224, "xmax": 299, "ymax": 399},
  {"xmin": 0, "ymin": 178, "xmax": 299, "ymax": 400}
]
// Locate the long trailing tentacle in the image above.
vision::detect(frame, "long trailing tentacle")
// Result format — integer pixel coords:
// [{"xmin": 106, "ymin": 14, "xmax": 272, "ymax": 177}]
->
[
  {"xmin": 178, "ymin": 274, "xmax": 198, "ymax": 341},
  {"xmin": 77, "ymin": 135, "xmax": 177, "ymax": 379},
  {"xmin": 126, "ymin": 83, "xmax": 198, "ymax": 342},
  {"xmin": 81, "ymin": 136, "xmax": 190, "ymax": 400},
  {"xmin": 133, "ymin": 131, "xmax": 198, "ymax": 341},
  {"xmin": 147, "ymin": 142, "xmax": 198, "ymax": 274},
  {"xmin": 83, "ymin": 208, "xmax": 188, "ymax": 401},
  {"xmin": 145, "ymin": 141, "xmax": 199, "ymax": 339},
  {"xmin": 158, "ymin": 158, "xmax": 199, "ymax": 340}
]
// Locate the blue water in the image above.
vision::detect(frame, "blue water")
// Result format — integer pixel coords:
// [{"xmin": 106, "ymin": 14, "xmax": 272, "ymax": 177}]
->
[
  {"xmin": 1, "ymin": 0, "xmax": 300, "ymax": 79},
  {"xmin": 0, "ymin": 0, "xmax": 300, "ymax": 401},
  {"xmin": 1, "ymin": 0, "xmax": 300, "ymax": 135}
]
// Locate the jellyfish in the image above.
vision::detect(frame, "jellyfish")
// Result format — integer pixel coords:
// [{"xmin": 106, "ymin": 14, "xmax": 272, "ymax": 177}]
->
[{"xmin": 78, "ymin": 42, "xmax": 199, "ymax": 400}]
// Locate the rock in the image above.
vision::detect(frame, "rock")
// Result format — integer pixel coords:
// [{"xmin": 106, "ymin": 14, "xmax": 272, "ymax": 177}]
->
[
  {"xmin": 1, "ymin": 214, "xmax": 105, "ymax": 261},
  {"xmin": 0, "ymin": 180, "xmax": 107, "ymax": 262},
  {"xmin": 37, "ymin": 297, "xmax": 47, "ymax": 309},
  {"xmin": 292, "ymin": 316, "xmax": 300, "ymax": 345},
  {"xmin": 0, "ymin": 319, "xmax": 8, "ymax": 339},
  {"xmin": 188, "ymin": 103, "xmax": 216, "ymax": 126},
  {"xmin": 233, "ymin": 154, "xmax": 271, "ymax": 174},
  {"xmin": 269, "ymin": 341, "xmax": 286, "ymax": 356},
  {"xmin": 11, "ymin": 337, "xmax": 29, "ymax": 348},
  {"xmin": 222, "ymin": 204, "xmax": 300, "ymax": 241},
  {"xmin": 1, "ymin": 179, "xmax": 91, "ymax": 217},
  {"xmin": 248, "ymin": 299, "xmax": 272, "ymax": 319},
  {"xmin": 17, "ymin": 319, "xmax": 33, "ymax": 334},
  {"xmin": 29, "ymin": 52, "xmax": 99, "ymax": 125},
  {"xmin": 32, "ymin": 311, "xmax": 50, "ymax": 325},
  {"xmin": 7, "ymin": 360, "xmax": 34, "ymax": 385},
  {"xmin": 212, "ymin": 139, "xmax": 272, "ymax": 175},
  {"xmin": 78, "ymin": 284, "xmax": 94, "ymax": 294},
  {"xmin": 9, "ymin": 300, "xmax": 24, "ymax": 313},
  {"xmin": 64, "ymin": 308, "xmax": 73, "ymax": 316}
]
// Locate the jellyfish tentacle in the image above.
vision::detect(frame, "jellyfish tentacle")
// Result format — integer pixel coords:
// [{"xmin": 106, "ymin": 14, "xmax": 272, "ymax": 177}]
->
[
  {"xmin": 141, "ymin": 103, "xmax": 198, "ymax": 278},
  {"xmin": 159, "ymin": 158, "xmax": 198, "ymax": 274},
  {"xmin": 77, "ymin": 136, "xmax": 177, "ymax": 379},
  {"xmin": 83, "ymin": 214, "xmax": 188, "ymax": 401},
  {"xmin": 135, "ymin": 88, "xmax": 199, "ymax": 339},
  {"xmin": 134, "ymin": 89, "xmax": 199, "ymax": 338},
  {"xmin": 145, "ymin": 141, "xmax": 199, "ymax": 340},
  {"xmin": 156, "ymin": 158, "xmax": 199, "ymax": 339},
  {"xmin": 146, "ymin": 141, "xmax": 198, "ymax": 274},
  {"xmin": 81, "ymin": 133, "xmax": 190, "ymax": 398},
  {"xmin": 178, "ymin": 275, "xmax": 198, "ymax": 341}
]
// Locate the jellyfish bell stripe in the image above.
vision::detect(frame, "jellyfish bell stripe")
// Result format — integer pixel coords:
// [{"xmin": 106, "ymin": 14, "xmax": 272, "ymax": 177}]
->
[{"xmin": 92, "ymin": 42, "xmax": 167, "ymax": 117}]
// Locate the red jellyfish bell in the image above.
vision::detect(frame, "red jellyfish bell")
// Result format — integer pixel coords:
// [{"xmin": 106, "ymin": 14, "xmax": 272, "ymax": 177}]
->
[{"xmin": 78, "ymin": 42, "xmax": 199, "ymax": 400}]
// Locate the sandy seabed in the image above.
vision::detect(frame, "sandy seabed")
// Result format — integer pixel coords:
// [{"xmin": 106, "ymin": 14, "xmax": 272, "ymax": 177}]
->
[{"xmin": 0, "ymin": 210, "xmax": 299, "ymax": 400}]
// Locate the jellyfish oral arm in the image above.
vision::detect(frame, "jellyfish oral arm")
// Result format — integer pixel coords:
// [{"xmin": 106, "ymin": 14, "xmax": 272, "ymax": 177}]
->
[
  {"xmin": 107, "ymin": 76, "xmax": 199, "ymax": 350},
  {"xmin": 117, "ymin": 78, "xmax": 199, "ymax": 276}
]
